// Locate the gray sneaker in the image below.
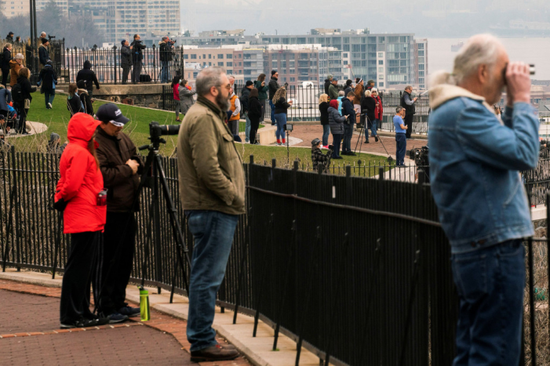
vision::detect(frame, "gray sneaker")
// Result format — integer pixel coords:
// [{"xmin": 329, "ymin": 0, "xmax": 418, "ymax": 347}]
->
[{"xmin": 108, "ymin": 312, "xmax": 128, "ymax": 324}]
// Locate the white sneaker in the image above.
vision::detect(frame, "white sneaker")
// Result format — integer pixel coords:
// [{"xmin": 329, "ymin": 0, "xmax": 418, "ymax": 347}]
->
[{"xmin": 47, "ymin": 103, "xmax": 52, "ymax": 109}]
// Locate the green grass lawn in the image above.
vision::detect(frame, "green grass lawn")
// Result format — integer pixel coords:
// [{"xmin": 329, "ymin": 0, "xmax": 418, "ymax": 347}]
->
[{"xmin": 11, "ymin": 92, "xmax": 391, "ymax": 176}]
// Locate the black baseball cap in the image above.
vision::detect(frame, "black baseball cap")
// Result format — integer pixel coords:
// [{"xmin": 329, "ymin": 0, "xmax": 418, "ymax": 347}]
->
[{"xmin": 95, "ymin": 103, "xmax": 129, "ymax": 125}]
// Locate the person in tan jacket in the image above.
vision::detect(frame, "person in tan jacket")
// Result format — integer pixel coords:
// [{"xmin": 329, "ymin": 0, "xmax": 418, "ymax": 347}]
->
[
  {"xmin": 353, "ymin": 78, "xmax": 364, "ymax": 115},
  {"xmin": 176, "ymin": 66, "xmax": 243, "ymax": 363},
  {"xmin": 9, "ymin": 53, "xmax": 23, "ymax": 87}
]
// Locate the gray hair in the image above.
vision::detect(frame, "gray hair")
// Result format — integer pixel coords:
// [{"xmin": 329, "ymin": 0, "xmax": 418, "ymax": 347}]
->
[
  {"xmin": 338, "ymin": 91, "xmax": 345, "ymax": 96},
  {"xmin": 196, "ymin": 67, "xmax": 226, "ymax": 96},
  {"xmin": 395, "ymin": 106, "xmax": 404, "ymax": 114},
  {"xmin": 430, "ymin": 34, "xmax": 504, "ymax": 87}
]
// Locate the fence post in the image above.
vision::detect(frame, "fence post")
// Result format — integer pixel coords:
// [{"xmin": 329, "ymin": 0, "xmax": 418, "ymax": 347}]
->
[
  {"xmin": 379, "ymin": 166, "xmax": 384, "ymax": 180},
  {"xmin": 250, "ymin": 155, "xmax": 254, "ymax": 165}
]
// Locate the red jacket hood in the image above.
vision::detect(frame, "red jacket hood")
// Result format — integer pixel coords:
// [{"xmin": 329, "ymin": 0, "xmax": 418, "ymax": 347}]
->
[{"xmin": 67, "ymin": 113, "xmax": 101, "ymax": 144}]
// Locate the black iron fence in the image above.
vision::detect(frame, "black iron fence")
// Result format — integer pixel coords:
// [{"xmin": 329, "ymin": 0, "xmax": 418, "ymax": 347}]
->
[
  {"xmin": 65, "ymin": 45, "xmax": 184, "ymax": 85},
  {"xmin": 0, "ymin": 147, "xmax": 548, "ymax": 365}
]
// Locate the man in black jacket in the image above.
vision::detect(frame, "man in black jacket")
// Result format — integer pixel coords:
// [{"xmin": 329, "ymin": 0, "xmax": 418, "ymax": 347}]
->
[
  {"xmin": 268, "ymin": 70, "xmax": 279, "ymax": 125},
  {"xmin": 341, "ymin": 91, "xmax": 357, "ymax": 155},
  {"xmin": 241, "ymin": 81, "xmax": 253, "ymax": 142},
  {"xmin": 1, "ymin": 43, "xmax": 12, "ymax": 87},
  {"xmin": 94, "ymin": 103, "xmax": 143, "ymax": 323},
  {"xmin": 120, "ymin": 40, "xmax": 132, "ymax": 84},
  {"xmin": 400, "ymin": 85, "xmax": 417, "ymax": 138},
  {"xmin": 159, "ymin": 36, "xmax": 174, "ymax": 83},
  {"xmin": 39, "ymin": 38, "xmax": 49, "ymax": 69},
  {"xmin": 130, "ymin": 34, "xmax": 146, "ymax": 84},
  {"xmin": 324, "ymin": 74, "xmax": 333, "ymax": 95},
  {"xmin": 76, "ymin": 60, "xmax": 100, "ymax": 98}
]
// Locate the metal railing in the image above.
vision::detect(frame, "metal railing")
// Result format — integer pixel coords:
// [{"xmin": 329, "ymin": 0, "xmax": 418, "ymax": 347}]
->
[{"xmin": 0, "ymin": 147, "xmax": 547, "ymax": 365}]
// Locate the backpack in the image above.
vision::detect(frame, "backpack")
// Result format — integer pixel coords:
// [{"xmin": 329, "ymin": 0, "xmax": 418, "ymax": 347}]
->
[{"xmin": 12, "ymin": 83, "xmax": 24, "ymax": 103}]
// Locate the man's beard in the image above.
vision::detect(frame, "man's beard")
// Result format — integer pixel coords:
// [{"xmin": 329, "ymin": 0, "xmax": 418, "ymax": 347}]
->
[{"xmin": 216, "ymin": 89, "xmax": 230, "ymax": 111}]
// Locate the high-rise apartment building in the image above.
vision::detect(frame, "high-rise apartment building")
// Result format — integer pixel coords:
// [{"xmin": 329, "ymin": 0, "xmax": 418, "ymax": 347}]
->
[
  {"xmin": 413, "ymin": 39, "xmax": 428, "ymax": 90},
  {"xmin": 1, "ymin": 0, "xmax": 29, "ymax": 18}
]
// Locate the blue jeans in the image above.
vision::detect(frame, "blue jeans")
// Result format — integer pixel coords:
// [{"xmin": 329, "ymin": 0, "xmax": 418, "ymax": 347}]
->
[
  {"xmin": 45, "ymin": 91, "xmax": 55, "ymax": 108},
  {"xmin": 395, "ymin": 133, "xmax": 406, "ymax": 165},
  {"xmin": 269, "ymin": 100, "xmax": 275, "ymax": 124},
  {"xmin": 244, "ymin": 113, "xmax": 251, "ymax": 142},
  {"xmin": 322, "ymin": 124, "xmax": 330, "ymax": 146},
  {"xmin": 332, "ymin": 133, "xmax": 342, "ymax": 158},
  {"xmin": 186, "ymin": 210, "xmax": 239, "ymax": 352},
  {"xmin": 274, "ymin": 113, "xmax": 286, "ymax": 140},
  {"xmin": 160, "ymin": 60, "xmax": 169, "ymax": 83},
  {"xmin": 451, "ymin": 240, "xmax": 525, "ymax": 366}
]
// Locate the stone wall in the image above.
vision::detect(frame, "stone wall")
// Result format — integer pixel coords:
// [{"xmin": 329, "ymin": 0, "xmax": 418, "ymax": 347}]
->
[{"xmin": 90, "ymin": 84, "xmax": 170, "ymax": 110}]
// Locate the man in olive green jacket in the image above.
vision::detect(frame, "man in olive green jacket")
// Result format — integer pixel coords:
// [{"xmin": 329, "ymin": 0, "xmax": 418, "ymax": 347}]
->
[{"xmin": 177, "ymin": 66, "xmax": 244, "ymax": 363}]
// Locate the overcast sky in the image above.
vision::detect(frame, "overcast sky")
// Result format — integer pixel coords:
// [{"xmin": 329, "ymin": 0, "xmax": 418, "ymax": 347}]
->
[{"xmin": 180, "ymin": 0, "xmax": 550, "ymax": 37}]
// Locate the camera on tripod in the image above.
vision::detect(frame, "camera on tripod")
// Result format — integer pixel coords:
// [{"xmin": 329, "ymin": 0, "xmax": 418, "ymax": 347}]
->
[
  {"xmin": 149, "ymin": 121, "xmax": 180, "ymax": 143},
  {"xmin": 408, "ymin": 145, "xmax": 429, "ymax": 167}
]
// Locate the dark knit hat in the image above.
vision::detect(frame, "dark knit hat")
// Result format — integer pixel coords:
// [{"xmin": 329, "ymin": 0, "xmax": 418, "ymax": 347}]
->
[
  {"xmin": 121, "ymin": 39, "xmax": 126, "ymax": 46},
  {"xmin": 245, "ymin": 80, "xmax": 253, "ymax": 86},
  {"xmin": 271, "ymin": 70, "xmax": 277, "ymax": 76},
  {"xmin": 41, "ymin": 38, "xmax": 48, "ymax": 45}
]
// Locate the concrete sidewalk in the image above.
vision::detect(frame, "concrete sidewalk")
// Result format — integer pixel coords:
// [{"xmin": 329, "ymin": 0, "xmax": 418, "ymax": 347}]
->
[{"xmin": 0, "ymin": 270, "xmax": 325, "ymax": 366}]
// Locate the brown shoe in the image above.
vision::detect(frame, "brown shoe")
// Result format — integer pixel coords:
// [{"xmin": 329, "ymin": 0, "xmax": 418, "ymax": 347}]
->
[{"xmin": 190, "ymin": 344, "xmax": 240, "ymax": 362}]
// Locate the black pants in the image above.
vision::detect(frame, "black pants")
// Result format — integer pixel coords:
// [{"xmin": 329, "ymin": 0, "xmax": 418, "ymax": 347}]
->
[
  {"xmin": 342, "ymin": 123, "xmax": 353, "ymax": 152},
  {"xmin": 60, "ymin": 231, "xmax": 101, "ymax": 324},
  {"xmin": 1, "ymin": 67, "xmax": 9, "ymax": 87},
  {"xmin": 404, "ymin": 113, "xmax": 413, "ymax": 138},
  {"xmin": 332, "ymin": 133, "xmax": 342, "ymax": 158},
  {"xmin": 249, "ymin": 118, "xmax": 260, "ymax": 144},
  {"xmin": 132, "ymin": 62, "xmax": 142, "ymax": 83},
  {"xmin": 97, "ymin": 212, "xmax": 136, "ymax": 315},
  {"xmin": 122, "ymin": 65, "xmax": 131, "ymax": 84},
  {"xmin": 15, "ymin": 102, "xmax": 28, "ymax": 134}
]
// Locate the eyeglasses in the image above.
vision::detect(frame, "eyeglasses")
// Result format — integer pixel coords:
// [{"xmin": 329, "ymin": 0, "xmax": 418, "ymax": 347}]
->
[{"xmin": 221, "ymin": 83, "xmax": 231, "ymax": 90}]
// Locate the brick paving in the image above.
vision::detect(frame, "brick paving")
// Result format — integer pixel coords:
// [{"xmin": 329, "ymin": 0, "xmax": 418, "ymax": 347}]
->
[{"xmin": 0, "ymin": 280, "xmax": 252, "ymax": 365}]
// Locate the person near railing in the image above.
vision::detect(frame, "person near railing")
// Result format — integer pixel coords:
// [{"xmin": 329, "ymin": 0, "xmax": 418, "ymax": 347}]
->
[
  {"xmin": 159, "ymin": 36, "xmax": 174, "ymax": 83},
  {"xmin": 120, "ymin": 40, "xmax": 132, "ymax": 85},
  {"xmin": 39, "ymin": 38, "xmax": 49, "ymax": 69},
  {"xmin": 248, "ymin": 88, "xmax": 262, "ymax": 144},
  {"xmin": 94, "ymin": 103, "xmax": 143, "ymax": 324},
  {"xmin": 273, "ymin": 86, "xmax": 292, "ymax": 146},
  {"xmin": 393, "ymin": 106, "xmax": 407, "ymax": 166},
  {"xmin": 240, "ymin": 81, "xmax": 253, "ymax": 142},
  {"xmin": 14, "ymin": 67, "xmax": 35, "ymax": 134},
  {"xmin": 253, "ymin": 73, "xmax": 269, "ymax": 122},
  {"xmin": 343, "ymin": 79, "xmax": 353, "ymax": 96},
  {"xmin": 337, "ymin": 90, "xmax": 344, "ymax": 115},
  {"xmin": 328, "ymin": 78, "xmax": 339, "ymax": 100},
  {"xmin": 227, "ymin": 87, "xmax": 241, "ymax": 136},
  {"xmin": 77, "ymin": 80, "xmax": 93, "ymax": 116},
  {"xmin": 177, "ymin": 66, "xmax": 243, "ymax": 362},
  {"xmin": 328, "ymin": 99, "xmax": 346, "ymax": 159},
  {"xmin": 372, "ymin": 88, "xmax": 383, "ymax": 133},
  {"xmin": 428, "ymin": 34, "xmax": 540, "ymax": 366},
  {"xmin": 268, "ymin": 70, "xmax": 279, "ymax": 125},
  {"xmin": 9, "ymin": 53, "xmax": 23, "ymax": 87},
  {"xmin": 54, "ymin": 113, "xmax": 108, "ymax": 329},
  {"xmin": 353, "ymin": 78, "xmax": 364, "ymax": 115},
  {"xmin": 76, "ymin": 60, "xmax": 100, "ymax": 99},
  {"xmin": 1, "ymin": 43, "xmax": 12, "ymax": 87},
  {"xmin": 341, "ymin": 91, "xmax": 357, "ymax": 156},
  {"xmin": 400, "ymin": 85, "xmax": 417, "ymax": 139},
  {"xmin": 172, "ymin": 76, "xmax": 182, "ymax": 121},
  {"xmin": 311, "ymin": 138, "xmax": 333, "ymax": 173},
  {"xmin": 318, "ymin": 93, "xmax": 330, "ymax": 148},
  {"xmin": 5, "ymin": 32, "xmax": 14, "ymax": 44},
  {"xmin": 130, "ymin": 34, "xmax": 146, "ymax": 84},
  {"xmin": 67, "ymin": 83, "xmax": 84, "ymax": 116},
  {"xmin": 179, "ymin": 79, "xmax": 196, "ymax": 117},
  {"xmin": 37, "ymin": 59, "xmax": 57, "ymax": 109},
  {"xmin": 324, "ymin": 74, "xmax": 333, "ymax": 95},
  {"xmin": 361, "ymin": 90, "xmax": 378, "ymax": 143}
]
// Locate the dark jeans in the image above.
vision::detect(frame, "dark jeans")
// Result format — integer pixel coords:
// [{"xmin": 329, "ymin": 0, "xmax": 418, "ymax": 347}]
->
[
  {"xmin": 122, "ymin": 65, "xmax": 131, "ymax": 84},
  {"xmin": 1, "ymin": 67, "xmax": 9, "ymax": 87},
  {"xmin": 342, "ymin": 123, "xmax": 353, "ymax": 152},
  {"xmin": 332, "ymin": 133, "xmax": 342, "ymax": 158},
  {"xmin": 244, "ymin": 112, "xmax": 251, "ymax": 142},
  {"xmin": 132, "ymin": 61, "xmax": 142, "ymax": 83},
  {"xmin": 322, "ymin": 124, "xmax": 330, "ymax": 146},
  {"xmin": 404, "ymin": 113, "xmax": 413, "ymax": 138},
  {"xmin": 45, "ymin": 90, "xmax": 55, "ymax": 108},
  {"xmin": 250, "ymin": 118, "xmax": 260, "ymax": 144},
  {"xmin": 259, "ymin": 99, "xmax": 266, "ymax": 122},
  {"xmin": 160, "ymin": 60, "xmax": 169, "ymax": 83},
  {"xmin": 451, "ymin": 240, "xmax": 525, "ymax": 366},
  {"xmin": 60, "ymin": 231, "xmax": 101, "ymax": 324},
  {"xmin": 395, "ymin": 133, "xmax": 406, "ymax": 165},
  {"xmin": 269, "ymin": 99, "xmax": 275, "ymax": 124},
  {"xmin": 186, "ymin": 210, "xmax": 239, "ymax": 352},
  {"xmin": 15, "ymin": 102, "xmax": 28, "ymax": 134},
  {"xmin": 96, "ymin": 212, "xmax": 136, "ymax": 315}
]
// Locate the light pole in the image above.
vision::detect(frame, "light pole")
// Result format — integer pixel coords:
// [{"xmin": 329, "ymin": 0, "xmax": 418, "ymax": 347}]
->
[{"xmin": 29, "ymin": 0, "xmax": 38, "ymax": 82}]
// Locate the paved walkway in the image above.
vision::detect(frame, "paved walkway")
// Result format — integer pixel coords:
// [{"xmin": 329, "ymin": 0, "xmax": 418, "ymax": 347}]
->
[{"xmin": 0, "ymin": 280, "xmax": 251, "ymax": 366}]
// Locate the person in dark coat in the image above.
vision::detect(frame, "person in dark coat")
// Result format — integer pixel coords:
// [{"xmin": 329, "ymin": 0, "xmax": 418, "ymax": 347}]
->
[
  {"xmin": 340, "ymin": 92, "xmax": 357, "ymax": 156},
  {"xmin": 76, "ymin": 60, "xmax": 100, "ymax": 98},
  {"xmin": 361, "ymin": 90, "xmax": 377, "ymax": 143},
  {"xmin": 159, "ymin": 36, "xmax": 174, "ymax": 83},
  {"xmin": 324, "ymin": 75, "xmax": 333, "ymax": 95},
  {"xmin": 268, "ymin": 70, "xmax": 279, "ymax": 124},
  {"xmin": 343, "ymin": 79, "xmax": 353, "ymax": 96},
  {"xmin": 241, "ymin": 81, "xmax": 253, "ymax": 142},
  {"xmin": 15, "ymin": 67, "xmax": 36, "ymax": 134},
  {"xmin": 311, "ymin": 138, "xmax": 332, "ymax": 173},
  {"xmin": 120, "ymin": 40, "xmax": 132, "ymax": 84},
  {"xmin": 247, "ymin": 88, "xmax": 262, "ymax": 145},
  {"xmin": 67, "ymin": 83, "xmax": 84, "ymax": 117},
  {"xmin": 37, "ymin": 60, "xmax": 57, "ymax": 108},
  {"xmin": 318, "ymin": 93, "xmax": 329, "ymax": 147},
  {"xmin": 328, "ymin": 99, "xmax": 347, "ymax": 159},
  {"xmin": 1, "ymin": 43, "xmax": 12, "ymax": 87},
  {"xmin": 130, "ymin": 34, "xmax": 146, "ymax": 84},
  {"xmin": 77, "ymin": 80, "xmax": 94, "ymax": 116},
  {"xmin": 6, "ymin": 32, "xmax": 14, "ymax": 44},
  {"xmin": 39, "ymin": 38, "xmax": 50, "ymax": 68},
  {"xmin": 253, "ymin": 73, "xmax": 269, "ymax": 122}
]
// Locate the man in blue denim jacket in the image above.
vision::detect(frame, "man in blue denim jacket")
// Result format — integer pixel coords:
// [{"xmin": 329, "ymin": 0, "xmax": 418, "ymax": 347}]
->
[{"xmin": 428, "ymin": 34, "xmax": 539, "ymax": 365}]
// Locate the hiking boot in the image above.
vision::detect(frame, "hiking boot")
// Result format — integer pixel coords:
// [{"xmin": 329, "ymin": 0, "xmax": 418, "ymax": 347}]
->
[
  {"xmin": 118, "ymin": 306, "xmax": 140, "ymax": 317},
  {"xmin": 108, "ymin": 313, "xmax": 129, "ymax": 324},
  {"xmin": 190, "ymin": 344, "xmax": 240, "ymax": 362}
]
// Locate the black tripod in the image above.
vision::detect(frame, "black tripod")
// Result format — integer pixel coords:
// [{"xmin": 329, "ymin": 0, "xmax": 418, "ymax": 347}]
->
[{"xmin": 136, "ymin": 134, "xmax": 191, "ymax": 302}]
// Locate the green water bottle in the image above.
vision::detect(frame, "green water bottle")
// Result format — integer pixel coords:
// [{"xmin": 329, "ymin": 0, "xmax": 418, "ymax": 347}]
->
[{"xmin": 139, "ymin": 286, "xmax": 150, "ymax": 321}]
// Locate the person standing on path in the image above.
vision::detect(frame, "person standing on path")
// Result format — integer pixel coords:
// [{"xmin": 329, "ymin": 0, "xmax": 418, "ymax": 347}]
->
[
  {"xmin": 400, "ymin": 85, "xmax": 417, "ymax": 138},
  {"xmin": 340, "ymin": 91, "xmax": 357, "ymax": 156},
  {"xmin": 268, "ymin": 70, "xmax": 279, "ymax": 124},
  {"xmin": 94, "ymin": 103, "xmax": 143, "ymax": 324},
  {"xmin": 37, "ymin": 60, "xmax": 57, "ymax": 109},
  {"xmin": 393, "ymin": 106, "xmax": 407, "ymax": 166},
  {"xmin": 272, "ymin": 87, "xmax": 292, "ymax": 146},
  {"xmin": 328, "ymin": 99, "xmax": 346, "ymax": 159},
  {"xmin": 429, "ymin": 34, "xmax": 539, "ymax": 365},
  {"xmin": 55, "ymin": 113, "xmax": 107, "ymax": 329},
  {"xmin": 241, "ymin": 81, "xmax": 253, "ymax": 142},
  {"xmin": 318, "ymin": 93, "xmax": 330, "ymax": 148},
  {"xmin": 177, "ymin": 66, "xmax": 243, "ymax": 362},
  {"xmin": 172, "ymin": 76, "xmax": 182, "ymax": 121},
  {"xmin": 179, "ymin": 79, "xmax": 196, "ymax": 116},
  {"xmin": 1, "ymin": 43, "xmax": 12, "ymax": 87},
  {"xmin": 120, "ymin": 40, "xmax": 132, "ymax": 85},
  {"xmin": 248, "ymin": 88, "xmax": 262, "ymax": 144},
  {"xmin": 254, "ymin": 73, "xmax": 269, "ymax": 122},
  {"xmin": 227, "ymin": 87, "xmax": 241, "ymax": 136}
]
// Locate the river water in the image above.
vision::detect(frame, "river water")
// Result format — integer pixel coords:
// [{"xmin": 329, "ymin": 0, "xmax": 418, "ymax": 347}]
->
[{"xmin": 427, "ymin": 38, "xmax": 550, "ymax": 80}]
